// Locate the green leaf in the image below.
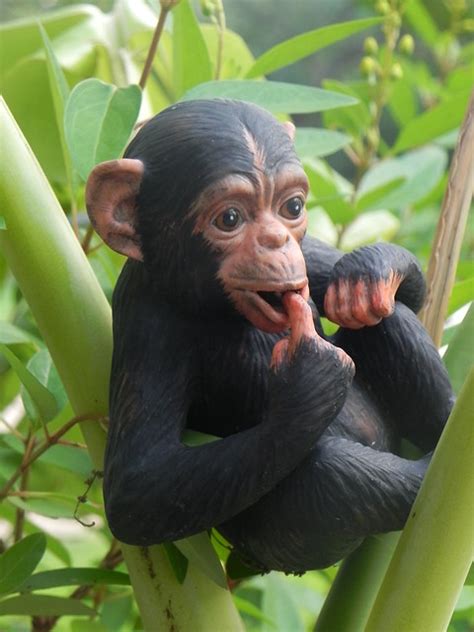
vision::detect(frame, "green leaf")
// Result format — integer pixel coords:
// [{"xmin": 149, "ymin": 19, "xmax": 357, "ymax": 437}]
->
[
  {"xmin": 444, "ymin": 303, "xmax": 474, "ymax": 394},
  {"xmin": 173, "ymin": 0, "xmax": 212, "ymax": 98},
  {"xmin": 0, "ymin": 344, "xmax": 58, "ymax": 422},
  {"xmin": 0, "ymin": 594, "xmax": 95, "ymax": 616},
  {"xmin": 355, "ymin": 177, "xmax": 405, "ymax": 212},
  {"xmin": 0, "ymin": 216, "xmax": 5, "ymax": 230},
  {"xmin": 306, "ymin": 208, "xmax": 338, "ymax": 246},
  {"xmin": 404, "ymin": 0, "xmax": 439, "ymax": 46},
  {"xmin": 392, "ymin": 90, "xmax": 470, "ymax": 154},
  {"xmin": 357, "ymin": 147, "xmax": 447, "ymax": 211},
  {"xmin": 201, "ymin": 24, "xmax": 254, "ymax": 79},
  {"xmin": 0, "ymin": 534, "xmax": 46, "ymax": 595},
  {"xmin": 322, "ymin": 79, "xmax": 371, "ymax": 137},
  {"xmin": 448, "ymin": 278, "xmax": 474, "ymax": 315},
  {"xmin": 17, "ymin": 568, "xmax": 130, "ymax": 592},
  {"xmin": 38, "ymin": 444, "xmax": 94, "ymax": 477},
  {"xmin": 304, "ymin": 160, "xmax": 354, "ymax": 224},
  {"xmin": 181, "ymin": 80, "xmax": 358, "ymax": 114},
  {"xmin": 226, "ymin": 551, "xmax": 259, "ymax": 580},
  {"xmin": 388, "ymin": 80, "xmax": 417, "ymax": 128},
  {"xmin": 295, "ymin": 128, "xmax": 351, "ymax": 159},
  {"xmin": 233, "ymin": 595, "xmax": 276, "ymax": 627},
  {"xmin": 39, "ymin": 23, "xmax": 77, "ymax": 204},
  {"xmin": 182, "ymin": 429, "xmax": 220, "ymax": 446},
  {"xmin": 21, "ymin": 348, "xmax": 67, "ymax": 425},
  {"xmin": 7, "ymin": 492, "xmax": 95, "ymax": 519},
  {"xmin": 340, "ymin": 210, "xmax": 400, "ymax": 251},
  {"xmin": 174, "ymin": 533, "xmax": 227, "ymax": 589},
  {"xmin": 100, "ymin": 593, "xmax": 133, "ymax": 632},
  {"xmin": 71, "ymin": 621, "xmax": 108, "ymax": 632},
  {"xmin": 0, "ymin": 322, "xmax": 39, "ymax": 345},
  {"xmin": 64, "ymin": 79, "xmax": 142, "ymax": 181},
  {"xmin": 466, "ymin": 564, "xmax": 474, "ymax": 586},
  {"xmin": 261, "ymin": 574, "xmax": 304, "ymax": 632},
  {"xmin": 246, "ymin": 18, "xmax": 382, "ymax": 78},
  {"xmin": 163, "ymin": 542, "xmax": 189, "ymax": 584}
]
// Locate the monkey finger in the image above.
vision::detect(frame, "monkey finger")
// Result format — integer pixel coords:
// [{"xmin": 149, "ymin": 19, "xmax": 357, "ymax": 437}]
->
[
  {"xmin": 370, "ymin": 279, "xmax": 396, "ymax": 318},
  {"xmin": 270, "ymin": 338, "xmax": 289, "ymax": 370},
  {"xmin": 351, "ymin": 281, "xmax": 383, "ymax": 327},
  {"xmin": 282, "ymin": 292, "xmax": 317, "ymax": 352},
  {"xmin": 333, "ymin": 281, "xmax": 367, "ymax": 329}
]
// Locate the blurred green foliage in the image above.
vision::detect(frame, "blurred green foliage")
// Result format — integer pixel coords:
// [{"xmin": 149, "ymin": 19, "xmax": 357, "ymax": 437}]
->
[{"xmin": 0, "ymin": 0, "xmax": 472, "ymax": 629}]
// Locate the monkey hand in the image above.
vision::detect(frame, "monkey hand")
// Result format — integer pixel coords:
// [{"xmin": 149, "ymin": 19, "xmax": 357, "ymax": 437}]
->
[
  {"xmin": 267, "ymin": 293, "xmax": 354, "ymax": 438},
  {"xmin": 324, "ymin": 252, "xmax": 402, "ymax": 330},
  {"xmin": 271, "ymin": 292, "xmax": 352, "ymax": 370}
]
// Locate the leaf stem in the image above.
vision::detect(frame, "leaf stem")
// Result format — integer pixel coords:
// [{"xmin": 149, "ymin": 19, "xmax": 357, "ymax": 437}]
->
[
  {"xmin": 0, "ymin": 413, "xmax": 106, "ymax": 501},
  {"xmin": 139, "ymin": 7, "xmax": 170, "ymax": 90},
  {"xmin": 419, "ymin": 89, "xmax": 474, "ymax": 346},
  {"xmin": 213, "ymin": 2, "xmax": 226, "ymax": 80}
]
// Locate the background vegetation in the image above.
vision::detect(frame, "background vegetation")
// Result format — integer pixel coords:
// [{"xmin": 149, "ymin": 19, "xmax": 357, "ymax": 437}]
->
[{"xmin": 0, "ymin": 0, "xmax": 472, "ymax": 630}]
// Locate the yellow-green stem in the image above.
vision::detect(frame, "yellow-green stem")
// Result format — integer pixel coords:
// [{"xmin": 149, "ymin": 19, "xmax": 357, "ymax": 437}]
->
[
  {"xmin": 0, "ymin": 97, "xmax": 243, "ymax": 632},
  {"xmin": 366, "ymin": 369, "xmax": 474, "ymax": 632}
]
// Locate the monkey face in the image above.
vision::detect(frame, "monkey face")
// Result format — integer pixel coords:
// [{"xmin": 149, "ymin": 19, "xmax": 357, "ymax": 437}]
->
[{"xmin": 192, "ymin": 164, "xmax": 310, "ymax": 333}]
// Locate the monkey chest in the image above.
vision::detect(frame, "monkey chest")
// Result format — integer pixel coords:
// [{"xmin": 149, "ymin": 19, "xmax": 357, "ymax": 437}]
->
[{"xmin": 187, "ymin": 330, "xmax": 277, "ymax": 437}]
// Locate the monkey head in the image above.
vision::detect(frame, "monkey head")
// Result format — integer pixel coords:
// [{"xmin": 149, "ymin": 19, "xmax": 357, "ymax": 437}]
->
[{"xmin": 86, "ymin": 99, "xmax": 310, "ymax": 333}]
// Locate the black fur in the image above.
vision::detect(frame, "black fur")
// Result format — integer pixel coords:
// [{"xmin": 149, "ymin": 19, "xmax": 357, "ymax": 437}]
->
[{"xmin": 104, "ymin": 99, "xmax": 454, "ymax": 572}]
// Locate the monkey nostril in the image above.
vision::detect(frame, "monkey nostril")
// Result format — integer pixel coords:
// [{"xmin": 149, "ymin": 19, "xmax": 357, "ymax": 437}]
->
[{"xmin": 259, "ymin": 229, "xmax": 289, "ymax": 249}]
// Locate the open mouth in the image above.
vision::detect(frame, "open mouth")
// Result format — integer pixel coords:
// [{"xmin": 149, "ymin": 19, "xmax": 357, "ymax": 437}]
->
[
  {"xmin": 228, "ymin": 280, "xmax": 310, "ymax": 333},
  {"xmin": 257, "ymin": 289, "xmax": 303, "ymax": 314}
]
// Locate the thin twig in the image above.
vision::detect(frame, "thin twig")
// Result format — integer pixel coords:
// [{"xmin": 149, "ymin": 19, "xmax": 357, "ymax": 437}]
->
[
  {"xmin": 73, "ymin": 469, "xmax": 104, "ymax": 527},
  {"xmin": 139, "ymin": 6, "xmax": 170, "ymax": 90},
  {"xmin": 0, "ymin": 413, "xmax": 106, "ymax": 501},
  {"xmin": 0, "ymin": 416, "xmax": 25, "ymax": 440},
  {"xmin": 419, "ymin": 89, "xmax": 474, "ymax": 346},
  {"xmin": 81, "ymin": 224, "xmax": 95, "ymax": 255},
  {"xmin": 213, "ymin": 3, "xmax": 226, "ymax": 80},
  {"xmin": 13, "ymin": 433, "xmax": 35, "ymax": 542}
]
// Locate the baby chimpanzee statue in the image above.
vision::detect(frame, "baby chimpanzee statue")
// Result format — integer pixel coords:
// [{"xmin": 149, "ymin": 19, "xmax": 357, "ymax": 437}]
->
[{"xmin": 86, "ymin": 99, "xmax": 454, "ymax": 573}]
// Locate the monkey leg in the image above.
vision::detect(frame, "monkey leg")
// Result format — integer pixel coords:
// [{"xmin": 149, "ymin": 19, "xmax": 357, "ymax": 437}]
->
[
  {"xmin": 333, "ymin": 302, "xmax": 455, "ymax": 452},
  {"xmin": 219, "ymin": 436, "xmax": 427, "ymax": 574}
]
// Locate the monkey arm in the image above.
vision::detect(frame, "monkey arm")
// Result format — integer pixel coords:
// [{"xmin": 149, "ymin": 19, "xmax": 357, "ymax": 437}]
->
[
  {"xmin": 104, "ymin": 268, "xmax": 353, "ymax": 545},
  {"xmin": 104, "ymin": 338, "xmax": 352, "ymax": 545},
  {"xmin": 302, "ymin": 236, "xmax": 426, "ymax": 326}
]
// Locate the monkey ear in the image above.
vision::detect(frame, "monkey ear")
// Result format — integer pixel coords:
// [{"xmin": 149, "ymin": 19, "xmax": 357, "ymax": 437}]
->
[
  {"xmin": 85, "ymin": 159, "xmax": 145, "ymax": 261},
  {"xmin": 283, "ymin": 121, "xmax": 296, "ymax": 140}
]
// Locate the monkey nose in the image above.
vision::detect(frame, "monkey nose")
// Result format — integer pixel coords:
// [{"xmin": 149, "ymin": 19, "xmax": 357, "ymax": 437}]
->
[{"xmin": 257, "ymin": 225, "xmax": 289, "ymax": 249}]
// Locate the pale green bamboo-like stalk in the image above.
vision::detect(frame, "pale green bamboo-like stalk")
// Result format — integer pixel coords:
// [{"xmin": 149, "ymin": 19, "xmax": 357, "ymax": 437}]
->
[
  {"xmin": 315, "ymin": 91, "xmax": 473, "ymax": 632},
  {"xmin": 314, "ymin": 533, "xmax": 399, "ymax": 632},
  {"xmin": 0, "ymin": 97, "xmax": 243, "ymax": 632},
  {"xmin": 366, "ymin": 368, "xmax": 474, "ymax": 632}
]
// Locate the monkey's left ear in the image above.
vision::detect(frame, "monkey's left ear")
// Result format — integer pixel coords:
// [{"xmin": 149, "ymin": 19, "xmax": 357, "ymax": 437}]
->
[
  {"xmin": 283, "ymin": 121, "xmax": 295, "ymax": 140},
  {"xmin": 85, "ymin": 159, "xmax": 144, "ymax": 261}
]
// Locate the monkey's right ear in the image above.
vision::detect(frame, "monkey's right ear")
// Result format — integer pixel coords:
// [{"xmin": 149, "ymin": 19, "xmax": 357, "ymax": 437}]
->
[{"xmin": 86, "ymin": 159, "xmax": 144, "ymax": 261}]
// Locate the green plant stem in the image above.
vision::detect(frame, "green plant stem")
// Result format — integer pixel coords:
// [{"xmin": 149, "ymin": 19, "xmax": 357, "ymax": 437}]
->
[
  {"xmin": 0, "ymin": 97, "xmax": 243, "ymax": 632},
  {"xmin": 213, "ymin": 2, "xmax": 226, "ymax": 80},
  {"xmin": 139, "ymin": 6, "xmax": 170, "ymax": 90},
  {"xmin": 315, "ymin": 533, "xmax": 399, "ymax": 631},
  {"xmin": 419, "ymin": 89, "xmax": 474, "ymax": 346},
  {"xmin": 366, "ymin": 368, "xmax": 474, "ymax": 632}
]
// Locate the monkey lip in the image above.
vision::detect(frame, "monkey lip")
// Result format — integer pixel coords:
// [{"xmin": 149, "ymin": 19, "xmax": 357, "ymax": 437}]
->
[{"xmin": 230, "ymin": 280, "xmax": 310, "ymax": 333}]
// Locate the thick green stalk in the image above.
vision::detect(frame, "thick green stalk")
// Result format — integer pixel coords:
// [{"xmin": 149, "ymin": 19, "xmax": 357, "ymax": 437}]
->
[
  {"xmin": 366, "ymin": 369, "xmax": 474, "ymax": 632},
  {"xmin": 0, "ymin": 97, "xmax": 243, "ymax": 632},
  {"xmin": 314, "ymin": 533, "xmax": 399, "ymax": 632}
]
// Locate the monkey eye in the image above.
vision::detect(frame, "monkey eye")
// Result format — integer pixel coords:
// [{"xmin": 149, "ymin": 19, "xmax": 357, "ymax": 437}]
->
[
  {"xmin": 213, "ymin": 208, "xmax": 243, "ymax": 232},
  {"xmin": 279, "ymin": 196, "xmax": 305, "ymax": 220}
]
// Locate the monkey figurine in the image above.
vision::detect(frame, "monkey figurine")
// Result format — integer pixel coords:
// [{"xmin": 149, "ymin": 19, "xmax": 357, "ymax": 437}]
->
[{"xmin": 86, "ymin": 99, "xmax": 454, "ymax": 573}]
